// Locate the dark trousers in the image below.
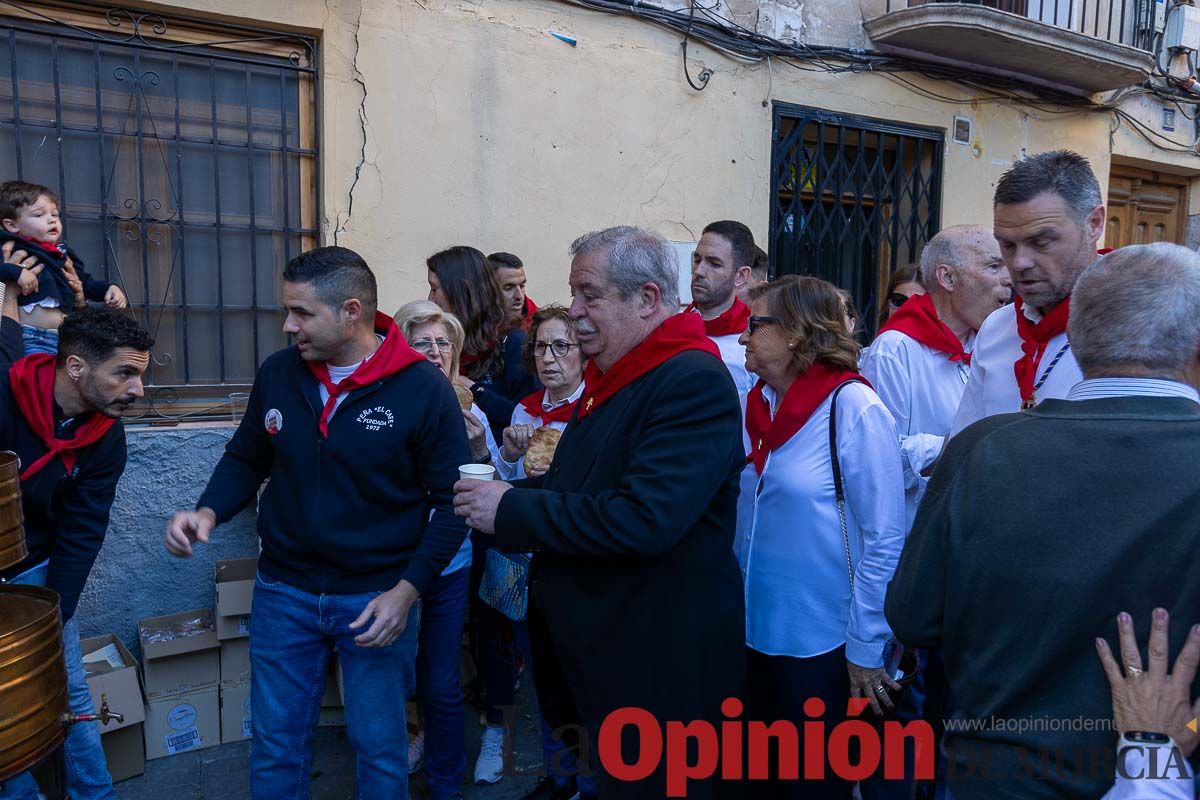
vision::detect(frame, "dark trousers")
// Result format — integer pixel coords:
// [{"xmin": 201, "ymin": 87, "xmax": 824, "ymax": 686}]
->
[
  {"xmin": 746, "ymin": 646, "xmax": 853, "ymax": 800},
  {"xmin": 469, "ymin": 531, "xmax": 516, "ymax": 726},
  {"xmin": 416, "ymin": 566, "xmax": 471, "ymax": 800}
]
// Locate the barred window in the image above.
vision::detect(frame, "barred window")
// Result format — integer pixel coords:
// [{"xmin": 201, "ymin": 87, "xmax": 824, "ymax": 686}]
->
[
  {"xmin": 0, "ymin": 1, "xmax": 319, "ymax": 420},
  {"xmin": 770, "ymin": 103, "xmax": 944, "ymax": 339}
]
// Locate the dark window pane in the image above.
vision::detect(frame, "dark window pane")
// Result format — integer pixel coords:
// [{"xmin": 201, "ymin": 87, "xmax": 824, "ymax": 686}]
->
[{"xmin": 1, "ymin": 8, "xmax": 315, "ymax": 418}]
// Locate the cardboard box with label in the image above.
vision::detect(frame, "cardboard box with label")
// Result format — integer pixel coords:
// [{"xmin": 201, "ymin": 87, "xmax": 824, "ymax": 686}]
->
[
  {"xmin": 144, "ymin": 685, "xmax": 220, "ymax": 760},
  {"xmin": 138, "ymin": 609, "xmax": 220, "ymax": 698},
  {"xmin": 215, "ymin": 558, "xmax": 256, "ymax": 640},
  {"xmin": 220, "ymin": 681, "xmax": 252, "ymax": 743},
  {"xmin": 80, "ymin": 634, "xmax": 147, "ymax": 782}
]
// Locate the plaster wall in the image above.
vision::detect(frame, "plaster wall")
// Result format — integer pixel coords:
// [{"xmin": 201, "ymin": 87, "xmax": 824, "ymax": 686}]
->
[
  {"xmin": 142, "ymin": 0, "xmax": 1124, "ymax": 311},
  {"xmin": 75, "ymin": 426, "xmax": 258, "ymax": 654}
]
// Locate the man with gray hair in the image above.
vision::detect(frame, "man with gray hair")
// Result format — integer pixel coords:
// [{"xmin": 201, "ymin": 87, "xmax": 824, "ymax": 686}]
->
[
  {"xmin": 950, "ymin": 150, "xmax": 1103, "ymax": 435},
  {"xmin": 454, "ymin": 225, "xmax": 747, "ymax": 799},
  {"xmin": 886, "ymin": 243, "xmax": 1200, "ymax": 800},
  {"xmin": 862, "ymin": 224, "xmax": 1011, "ymax": 527}
]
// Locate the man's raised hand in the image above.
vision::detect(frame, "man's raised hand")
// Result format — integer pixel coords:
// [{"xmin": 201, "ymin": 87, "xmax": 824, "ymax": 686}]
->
[{"xmin": 165, "ymin": 507, "xmax": 216, "ymax": 557}]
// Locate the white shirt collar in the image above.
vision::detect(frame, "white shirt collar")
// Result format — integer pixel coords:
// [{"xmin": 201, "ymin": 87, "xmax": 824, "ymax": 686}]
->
[
  {"xmin": 542, "ymin": 381, "xmax": 585, "ymax": 412},
  {"xmin": 1066, "ymin": 377, "xmax": 1200, "ymax": 403},
  {"xmin": 1019, "ymin": 302, "xmax": 1043, "ymax": 324}
]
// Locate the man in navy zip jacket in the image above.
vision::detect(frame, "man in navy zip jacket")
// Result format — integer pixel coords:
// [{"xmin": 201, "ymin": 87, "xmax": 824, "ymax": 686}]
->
[{"xmin": 165, "ymin": 246, "xmax": 470, "ymax": 800}]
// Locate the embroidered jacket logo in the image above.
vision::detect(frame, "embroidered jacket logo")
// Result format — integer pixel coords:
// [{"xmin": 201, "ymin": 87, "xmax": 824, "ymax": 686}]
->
[{"xmin": 357, "ymin": 406, "xmax": 394, "ymax": 432}]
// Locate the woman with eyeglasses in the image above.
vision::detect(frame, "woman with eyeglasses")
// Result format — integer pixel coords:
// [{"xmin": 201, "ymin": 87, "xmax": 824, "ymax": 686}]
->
[
  {"xmin": 393, "ymin": 300, "xmax": 498, "ymax": 800},
  {"xmin": 876, "ymin": 263, "xmax": 925, "ymax": 330},
  {"xmin": 489, "ymin": 305, "xmax": 598, "ymax": 800},
  {"xmin": 427, "ymin": 246, "xmax": 540, "ymax": 443},
  {"xmin": 497, "ymin": 305, "xmax": 584, "ymax": 481},
  {"xmin": 736, "ymin": 276, "xmax": 906, "ymax": 800}
]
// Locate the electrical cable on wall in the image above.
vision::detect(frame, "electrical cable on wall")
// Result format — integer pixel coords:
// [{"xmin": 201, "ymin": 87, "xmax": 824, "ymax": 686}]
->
[{"xmin": 555, "ymin": 0, "xmax": 1200, "ymax": 157}]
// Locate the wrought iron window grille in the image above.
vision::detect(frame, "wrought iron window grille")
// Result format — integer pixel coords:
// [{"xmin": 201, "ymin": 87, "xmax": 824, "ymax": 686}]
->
[
  {"xmin": 1, "ymin": 1, "xmax": 320, "ymax": 422},
  {"xmin": 769, "ymin": 103, "xmax": 944, "ymax": 340}
]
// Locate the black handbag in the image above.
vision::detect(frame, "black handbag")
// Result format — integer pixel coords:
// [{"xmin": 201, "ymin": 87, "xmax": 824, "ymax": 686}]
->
[{"xmin": 828, "ymin": 382, "xmax": 919, "ymax": 713}]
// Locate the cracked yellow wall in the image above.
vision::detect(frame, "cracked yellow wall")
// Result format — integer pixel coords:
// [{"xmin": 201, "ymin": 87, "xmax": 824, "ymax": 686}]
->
[{"xmin": 155, "ymin": 0, "xmax": 1127, "ymax": 309}]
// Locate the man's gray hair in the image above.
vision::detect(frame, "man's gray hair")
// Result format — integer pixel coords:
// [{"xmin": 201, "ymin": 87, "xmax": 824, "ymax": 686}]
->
[
  {"xmin": 1070, "ymin": 243, "xmax": 1200, "ymax": 378},
  {"xmin": 569, "ymin": 226, "xmax": 680, "ymax": 309},
  {"xmin": 993, "ymin": 150, "xmax": 1102, "ymax": 221}
]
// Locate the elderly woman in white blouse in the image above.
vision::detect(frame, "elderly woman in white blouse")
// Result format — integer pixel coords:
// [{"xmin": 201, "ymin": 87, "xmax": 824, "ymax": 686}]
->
[
  {"xmin": 497, "ymin": 304, "xmax": 585, "ymax": 481},
  {"xmin": 490, "ymin": 304, "xmax": 598, "ymax": 798},
  {"xmin": 736, "ymin": 276, "xmax": 906, "ymax": 800}
]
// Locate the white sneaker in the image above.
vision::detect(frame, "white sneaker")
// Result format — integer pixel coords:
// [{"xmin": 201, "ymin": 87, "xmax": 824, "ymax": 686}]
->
[
  {"xmin": 473, "ymin": 724, "xmax": 506, "ymax": 784},
  {"xmin": 408, "ymin": 729, "xmax": 424, "ymax": 775}
]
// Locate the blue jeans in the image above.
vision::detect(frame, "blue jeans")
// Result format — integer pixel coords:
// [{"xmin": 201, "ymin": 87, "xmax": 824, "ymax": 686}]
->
[
  {"xmin": 249, "ymin": 570, "xmax": 421, "ymax": 800},
  {"xmin": 416, "ymin": 566, "xmax": 470, "ymax": 800},
  {"xmin": 0, "ymin": 561, "xmax": 116, "ymax": 800},
  {"xmin": 21, "ymin": 325, "xmax": 59, "ymax": 355}
]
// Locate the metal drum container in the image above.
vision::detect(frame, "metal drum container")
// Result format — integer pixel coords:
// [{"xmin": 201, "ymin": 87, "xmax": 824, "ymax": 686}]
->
[
  {"xmin": 0, "ymin": 451, "xmax": 26, "ymax": 571},
  {"xmin": 0, "ymin": 584, "xmax": 67, "ymax": 782}
]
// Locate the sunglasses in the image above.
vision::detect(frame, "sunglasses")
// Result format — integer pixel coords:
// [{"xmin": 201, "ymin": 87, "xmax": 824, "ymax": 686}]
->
[
  {"xmin": 888, "ymin": 293, "xmax": 916, "ymax": 309},
  {"xmin": 748, "ymin": 316, "xmax": 781, "ymax": 336}
]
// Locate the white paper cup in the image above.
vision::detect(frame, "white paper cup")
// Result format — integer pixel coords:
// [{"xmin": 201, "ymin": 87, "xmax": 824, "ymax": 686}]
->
[{"xmin": 459, "ymin": 463, "xmax": 496, "ymax": 481}]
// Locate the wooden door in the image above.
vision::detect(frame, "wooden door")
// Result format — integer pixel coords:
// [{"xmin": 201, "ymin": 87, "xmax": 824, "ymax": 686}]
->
[{"xmin": 1106, "ymin": 167, "xmax": 1188, "ymax": 248}]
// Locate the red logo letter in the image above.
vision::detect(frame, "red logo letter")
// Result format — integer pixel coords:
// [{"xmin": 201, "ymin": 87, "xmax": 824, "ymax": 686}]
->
[
  {"xmin": 599, "ymin": 707, "xmax": 663, "ymax": 783},
  {"xmin": 665, "ymin": 720, "xmax": 719, "ymax": 797}
]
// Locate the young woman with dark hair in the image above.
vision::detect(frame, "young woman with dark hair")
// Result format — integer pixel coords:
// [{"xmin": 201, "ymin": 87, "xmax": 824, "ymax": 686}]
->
[{"xmin": 427, "ymin": 246, "xmax": 539, "ymax": 440}]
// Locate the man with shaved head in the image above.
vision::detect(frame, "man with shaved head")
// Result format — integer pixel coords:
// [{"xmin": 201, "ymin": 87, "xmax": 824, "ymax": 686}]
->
[{"xmin": 862, "ymin": 224, "xmax": 1012, "ymax": 526}]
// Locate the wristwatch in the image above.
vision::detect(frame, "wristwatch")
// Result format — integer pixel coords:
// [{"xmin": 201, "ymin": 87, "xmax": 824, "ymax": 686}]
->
[
  {"xmin": 1121, "ymin": 731, "xmax": 1171, "ymax": 745},
  {"xmin": 476, "ymin": 452, "xmax": 492, "ymax": 465}
]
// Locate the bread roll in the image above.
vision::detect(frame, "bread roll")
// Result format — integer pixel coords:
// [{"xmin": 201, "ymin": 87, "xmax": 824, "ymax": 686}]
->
[
  {"xmin": 522, "ymin": 427, "xmax": 562, "ymax": 475},
  {"xmin": 453, "ymin": 383, "xmax": 474, "ymax": 411}
]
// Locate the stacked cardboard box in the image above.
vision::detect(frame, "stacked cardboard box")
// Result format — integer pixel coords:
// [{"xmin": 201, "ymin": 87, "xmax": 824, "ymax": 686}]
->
[
  {"xmin": 137, "ymin": 609, "xmax": 220, "ymax": 759},
  {"xmin": 80, "ymin": 634, "xmax": 147, "ymax": 782},
  {"xmin": 215, "ymin": 558, "xmax": 255, "ymax": 743}
]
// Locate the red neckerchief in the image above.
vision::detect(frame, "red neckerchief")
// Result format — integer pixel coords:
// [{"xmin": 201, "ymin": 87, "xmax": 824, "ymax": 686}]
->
[
  {"xmin": 744, "ymin": 363, "xmax": 870, "ymax": 475},
  {"xmin": 1012, "ymin": 295, "xmax": 1070, "ymax": 405},
  {"xmin": 307, "ymin": 312, "xmax": 425, "ymax": 437},
  {"xmin": 518, "ymin": 387, "xmax": 580, "ymax": 425},
  {"xmin": 685, "ymin": 297, "xmax": 752, "ymax": 337},
  {"xmin": 19, "ymin": 235, "xmax": 66, "ymax": 255},
  {"xmin": 9, "ymin": 353, "xmax": 116, "ymax": 480},
  {"xmin": 879, "ymin": 292, "xmax": 971, "ymax": 365},
  {"xmin": 1097, "ymin": 248, "xmax": 1114, "ymax": 256},
  {"xmin": 522, "ymin": 296, "xmax": 539, "ymax": 332},
  {"xmin": 578, "ymin": 313, "xmax": 719, "ymax": 420}
]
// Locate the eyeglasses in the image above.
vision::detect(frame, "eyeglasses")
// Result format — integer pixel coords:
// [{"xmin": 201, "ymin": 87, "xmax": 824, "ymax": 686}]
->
[
  {"xmin": 747, "ymin": 316, "xmax": 781, "ymax": 336},
  {"xmin": 411, "ymin": 338, "xmax": 455, "ymax": 355},
  {"xmin": 888, "ymin": 293, "xmax": 914, "ymax": 310},
  {"xmin": 533, "ymin": 340, "xmax": 580, "ymax": 359}
]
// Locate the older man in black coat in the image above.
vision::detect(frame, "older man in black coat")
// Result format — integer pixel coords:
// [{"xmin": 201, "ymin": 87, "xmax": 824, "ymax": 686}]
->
[{"xmin": 456, "ymin": 226, "xmax": 747, "ymax": 799}]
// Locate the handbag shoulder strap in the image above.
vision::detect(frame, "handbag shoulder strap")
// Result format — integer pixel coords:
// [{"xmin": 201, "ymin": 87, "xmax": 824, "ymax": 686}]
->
[{"xmin": 828, "ymin": 380, "xmax": 859, "ymax": 594}]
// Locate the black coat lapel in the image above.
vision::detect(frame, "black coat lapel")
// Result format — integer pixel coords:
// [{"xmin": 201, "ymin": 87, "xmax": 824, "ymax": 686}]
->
[{"xmin": 546, "ymin": 384, "xmax": 639, "ymax": 491}]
